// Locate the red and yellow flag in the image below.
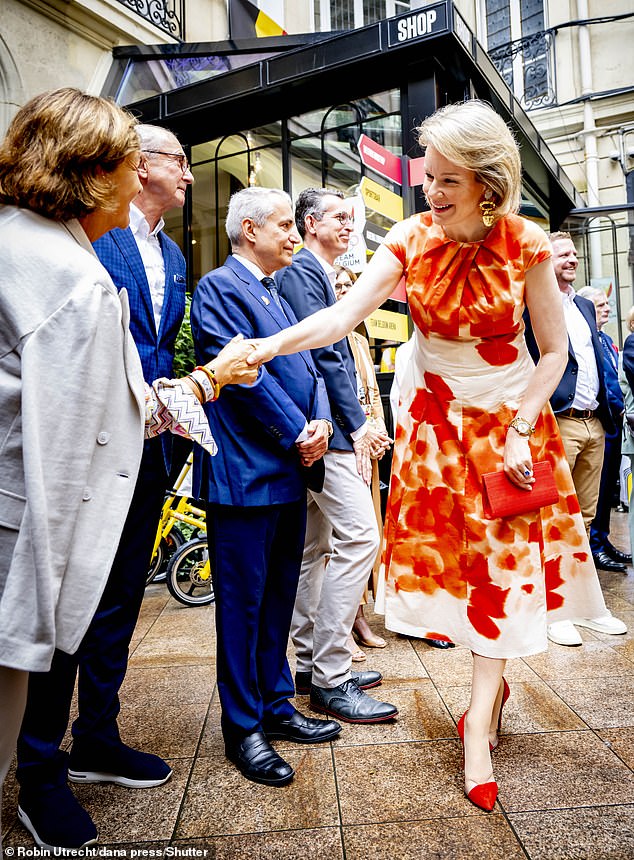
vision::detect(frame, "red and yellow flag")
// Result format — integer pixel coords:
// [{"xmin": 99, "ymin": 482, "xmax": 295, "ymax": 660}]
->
[{"xmin": 228, "ymin": 0, "xmax": 287, "ymax": 38}]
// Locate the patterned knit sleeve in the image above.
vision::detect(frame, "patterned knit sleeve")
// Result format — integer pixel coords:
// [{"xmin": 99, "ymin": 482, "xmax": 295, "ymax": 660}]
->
[{"xmin": 144, "ymin": 380, "xmax": 218, "ymax": 455}]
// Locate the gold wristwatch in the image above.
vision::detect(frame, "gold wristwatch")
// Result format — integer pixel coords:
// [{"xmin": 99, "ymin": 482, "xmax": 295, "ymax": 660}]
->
[{"xmin": 508, "ymin": 416, "xmax": 535, "ymax": 437}]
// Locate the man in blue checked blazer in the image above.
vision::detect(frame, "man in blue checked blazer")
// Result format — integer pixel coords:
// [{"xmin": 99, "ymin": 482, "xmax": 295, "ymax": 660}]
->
[
  {"xmin": 16, "ymin": 125, "xmax": 193, "ymax": 848},
  {"xmin": 191, "ymin": 187, "xmax": 341, "ymax": 788}
]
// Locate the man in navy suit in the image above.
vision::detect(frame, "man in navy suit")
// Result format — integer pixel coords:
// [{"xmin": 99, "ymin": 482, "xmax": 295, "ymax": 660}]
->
[
  {"xmin": 577, "ymin": 287, "xmax": 631, "ymax": 572},
  {"xmin": 276, "ymin": 188, "xmax": 397, "ymax": 724},
  {"xmin": 191, "ymin": 187, "xmax": 342, "ymax": 787},
  {"xmin": 16, "ymin": 125, "xmax": 193, "ymax": 849},
  {"xmin": 524, "ymin": 231, "xmax": 626, "ymax": 647}
]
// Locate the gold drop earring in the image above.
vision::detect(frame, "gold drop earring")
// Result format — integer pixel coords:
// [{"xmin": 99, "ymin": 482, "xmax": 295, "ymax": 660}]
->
[{"xmin": 479, "ymin": 189, "xmax": 496, "ymax": 227}]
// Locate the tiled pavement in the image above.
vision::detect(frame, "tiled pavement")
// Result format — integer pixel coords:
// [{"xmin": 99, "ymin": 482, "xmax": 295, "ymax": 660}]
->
[{"xmin": 3, "ymin": 513, "xmax": 634, "ymax": 859}]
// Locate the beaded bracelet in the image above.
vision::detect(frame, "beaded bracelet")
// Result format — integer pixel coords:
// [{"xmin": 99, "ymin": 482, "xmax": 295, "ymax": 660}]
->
[
  {"xmin": 194, "ymin": 364, "xmax": 221, "ymax": 401},
  {"xmin": 186, "ymin": 371, "xmax": 210, "ymax": 403}
]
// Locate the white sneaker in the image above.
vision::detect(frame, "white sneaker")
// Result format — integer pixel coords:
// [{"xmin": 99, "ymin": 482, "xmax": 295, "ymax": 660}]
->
[
  {"xmin": 572, "ymin": 615, "xmax": 628, "ymax": 635},
  {"xmin": 547, "ymin": 620, "xmax": 583, "ymax": 646}
]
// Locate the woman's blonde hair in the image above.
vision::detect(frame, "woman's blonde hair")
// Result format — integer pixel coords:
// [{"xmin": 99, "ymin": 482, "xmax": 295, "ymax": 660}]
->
[
  {"xmin": 0, "ymin": 88, "xmax": 139, "ymax": 221},
  {"xmin": 416, "ymin": 99, "xmax": 522, "ymax": 219},
  {"xmin": 626, "ymin": 306, "xmax": 634, "ymax": 332}
]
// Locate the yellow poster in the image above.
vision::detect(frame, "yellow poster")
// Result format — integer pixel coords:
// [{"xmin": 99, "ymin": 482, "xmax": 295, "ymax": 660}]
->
[
  {"xmin": 365, "ymin": 309, "xmax": 409, "ymax": 343},
  {"xmin": 360, "ymin": 177, "xmax": 404, "ymax": 222}
]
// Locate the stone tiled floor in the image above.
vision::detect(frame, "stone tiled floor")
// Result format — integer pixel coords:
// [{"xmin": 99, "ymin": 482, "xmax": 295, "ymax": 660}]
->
[{"xmin": 3, "ymin": 513, "xmax": 634, "ymax": 858}]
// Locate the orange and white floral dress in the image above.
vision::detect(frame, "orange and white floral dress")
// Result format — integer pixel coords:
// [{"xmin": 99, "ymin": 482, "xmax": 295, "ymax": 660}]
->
[{"xmin": 380, "ymin": 212, "xmax": 607, "ymax": 658}]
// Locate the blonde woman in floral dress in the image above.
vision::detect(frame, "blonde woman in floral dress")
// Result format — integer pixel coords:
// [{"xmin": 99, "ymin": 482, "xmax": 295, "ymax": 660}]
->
[{"xmin": 248, "ymin": 100, "xmax": 610, "ymax": 811}]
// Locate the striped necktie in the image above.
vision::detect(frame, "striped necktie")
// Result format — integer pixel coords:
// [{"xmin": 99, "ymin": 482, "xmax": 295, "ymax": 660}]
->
[{"xmin": 261, "ymin": 276, "xmax": 283, "ymax": 309}]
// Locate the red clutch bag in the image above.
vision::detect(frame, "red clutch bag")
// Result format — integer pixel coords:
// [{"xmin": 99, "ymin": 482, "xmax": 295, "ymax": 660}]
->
[{"xmin": 482, "ymin": 461, "xmax": 559, "ymax": 519}]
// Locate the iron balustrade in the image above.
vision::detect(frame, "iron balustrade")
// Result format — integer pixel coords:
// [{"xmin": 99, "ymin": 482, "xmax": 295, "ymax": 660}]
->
[
  {"xmin": 116, "ymin": 0, "xmax": 184, "ymax": 39},
  {"xmin": 489, "ymin": 30, "xmax": 556, "ymax": 111}
]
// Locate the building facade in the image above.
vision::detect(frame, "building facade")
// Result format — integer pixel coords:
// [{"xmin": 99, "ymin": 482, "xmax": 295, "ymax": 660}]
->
[{"xmin": 1, "ymin": 0, "xmax": 632, "ymax": 334}]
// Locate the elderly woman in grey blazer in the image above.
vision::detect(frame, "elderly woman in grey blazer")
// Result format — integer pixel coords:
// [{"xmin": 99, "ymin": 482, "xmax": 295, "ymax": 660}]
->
[{"xmin": 0, "ymin": 88, "xmax": 256, "ymax": 849}]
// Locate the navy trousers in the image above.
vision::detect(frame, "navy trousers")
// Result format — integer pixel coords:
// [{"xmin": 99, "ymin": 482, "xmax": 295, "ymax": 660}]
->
[
  {"xmin": 206, "ymin": 499, "xmax": 306, "ymax": 742},
  {"xmin": 17, "ymin": 437, "xmax": 169, "ymax": 788},
  {"xmin": 590, "ymin": 426, "xmax": 622, "ymax": 553}
]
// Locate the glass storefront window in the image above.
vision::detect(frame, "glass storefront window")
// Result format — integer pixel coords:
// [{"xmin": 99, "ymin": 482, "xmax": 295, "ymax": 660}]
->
[
  {"xmin": 190, "ymin": 129, "xmax": 283, "ymax": 282},
  {"xmin": 187, "ymin": 90, "xmax": 401, "ymax": 284}
]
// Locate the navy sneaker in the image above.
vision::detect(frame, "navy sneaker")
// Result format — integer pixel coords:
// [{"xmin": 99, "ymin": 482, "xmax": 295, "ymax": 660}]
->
[
  {"xmin": 18, "ymin": 784, "xmax": 98, "ymax": 850},
  {"xmin": 68, "ymin": 741, "xmax": 172, "ymax": 788}
]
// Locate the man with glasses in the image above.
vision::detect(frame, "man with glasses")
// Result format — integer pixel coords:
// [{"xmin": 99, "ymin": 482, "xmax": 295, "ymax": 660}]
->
[
  {"xmin": 277, "ymin": 187, "xmax": 397, "ymax": 724},
  {"xmin": 16, "ymin": 125, "xmax": 194, "ymax": 849}
]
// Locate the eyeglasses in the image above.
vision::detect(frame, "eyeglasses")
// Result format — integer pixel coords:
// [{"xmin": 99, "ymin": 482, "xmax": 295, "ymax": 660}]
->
[
  {"xmin": 330, "ymin": 212, "xmax": 353, "ymax": 225},
  {"xmin": 143, "ymin": 150, "xmax": 190, "ymax": 174}
]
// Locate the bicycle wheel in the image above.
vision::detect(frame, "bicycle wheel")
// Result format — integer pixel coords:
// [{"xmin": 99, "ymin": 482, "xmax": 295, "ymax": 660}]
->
[
  {"xmin": 166, "ymin": 537, "xmax": 215, "ymax": 606},
  {"xmin": 146, "ymin": 526, "xmax": 185, "ymax": 585}
]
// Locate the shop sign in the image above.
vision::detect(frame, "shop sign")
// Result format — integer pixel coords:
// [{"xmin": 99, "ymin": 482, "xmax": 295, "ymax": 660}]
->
[
  {"xmin": 358, "ymin": 134, "xmax": 402, "ymax": 185},
  {"xmin": 365, "ymin": 309, "xmax": 409, "ymax": 343},
  {"xmin": 365, "ymin": 221, "xmax": 388, "ymax": 252},
  {"xmin": 408, "ymin": 156, "xmax": 426, "ymax": 187},
  {"xmin": 360, "ymin": 176, "xmax": 403, "ymax": 222},
  {"xmin": 388, "ymin": 4, "xmax": 447, "ymax": 47}
]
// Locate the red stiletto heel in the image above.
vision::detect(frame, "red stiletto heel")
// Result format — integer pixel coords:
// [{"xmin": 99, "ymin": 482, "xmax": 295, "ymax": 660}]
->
[
  {"xmin": 497, "ymin": 678, "xmax": 510, "ymax": 732},
  {"xmin": 457, "ymin": 710, "xmax": 498, "ymax": 812},
  {"xmin": 491, "ymin": 677, "xmax": 510, "ymax": 751}
]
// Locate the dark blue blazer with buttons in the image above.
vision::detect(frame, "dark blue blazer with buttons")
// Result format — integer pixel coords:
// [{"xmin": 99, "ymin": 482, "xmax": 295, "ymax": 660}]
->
[
  {"xmin": 276, "ymin": 248, "xmax": 367, "ymax": 452},
  {"xmin": 93, "ymin": 226, "xmax": 187, "ymax": 469},
  {"xmin": 191, "ymin": 255, "xmax": 330, "ymax": 507},
  {"xmin": 523, "ymin": 294, "xmax": 615, "ymax": 435}
]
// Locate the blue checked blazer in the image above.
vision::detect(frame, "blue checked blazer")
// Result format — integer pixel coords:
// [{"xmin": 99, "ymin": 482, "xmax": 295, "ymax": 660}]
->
[{"xmin": 93, "ymin": 226, "xmax": 187, "ymax": 469}]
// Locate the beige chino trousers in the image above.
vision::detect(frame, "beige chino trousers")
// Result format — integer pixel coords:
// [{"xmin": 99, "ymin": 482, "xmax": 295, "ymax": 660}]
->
[
  {"xmin": 556, "ymin": 414, "xmax": 605, "ymax": 533},
  {"xmin": 291, "ymin": 449, "xmax": 380, "ymax": 689}
]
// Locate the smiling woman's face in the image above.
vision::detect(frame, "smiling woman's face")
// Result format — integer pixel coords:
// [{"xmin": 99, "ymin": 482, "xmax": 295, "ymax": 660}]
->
[{"xmin": 422, "ymin": 145, "xmax": 486, "ymax": 241}]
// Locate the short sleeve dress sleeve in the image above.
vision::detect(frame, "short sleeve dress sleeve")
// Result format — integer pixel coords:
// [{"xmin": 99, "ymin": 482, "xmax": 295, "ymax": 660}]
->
[{"xmin": 520, "ymin": 219, "xmax": 552, "ymax": 271}]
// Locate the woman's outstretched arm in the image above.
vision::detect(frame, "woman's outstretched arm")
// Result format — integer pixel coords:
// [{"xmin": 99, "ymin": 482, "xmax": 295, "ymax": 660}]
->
[{"xmin": 248, "ymin": 244, "xmax": 404, "ymax": 364}]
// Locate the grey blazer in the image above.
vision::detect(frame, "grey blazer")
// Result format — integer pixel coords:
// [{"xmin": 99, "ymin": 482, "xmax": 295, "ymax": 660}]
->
[{"xmin": 0, "ymin": 207, "xmax": 146, "ymax": 672}]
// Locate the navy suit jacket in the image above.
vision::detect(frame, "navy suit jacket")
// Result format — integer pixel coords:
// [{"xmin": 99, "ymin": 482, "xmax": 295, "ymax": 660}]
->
[
  {"xmin": 621, "ymin": 334, "xmax": 634, "ymax": 400},
  {"xmin": 191, "ymin": 255, "xmax": 330, "ymax": 507},
  {"xmin": 276, "ymin": 248, "xmax": 366, "ymax": 451},
  {"xmin": 93, "ymin": 226, "xmax": 187, "ymax": 470},
  {"xmin": 598, "ymin": 331, "xmax": 624, "ymax": 436},
  {"xmin": 524, "ymin": 294, "xmax": 615, "ymax": 435}
]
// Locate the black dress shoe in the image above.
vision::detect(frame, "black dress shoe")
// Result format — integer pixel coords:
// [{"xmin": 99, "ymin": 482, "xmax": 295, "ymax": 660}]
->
[
  {"xmin": 225, "ymin": 731, "xmax": 294, "ymax": 786},
  {"xmin": 422, "ymin": 638, "xmax": 456, "ymax": 649},
  {"xmin": 604, "ymin": 543, "xmax": 632, "ymax": 564},
  {"xmin": 592, "ymin": 550, "xmax": 626, "ymax": 573},
  {"xmin": 295, "ymin": 669, "xmax": 382, "ymax": 695},
  {"xmin": 263, "ymin": 709, "xmax": 342, "ymax": 743},
  {"xmin": 310, "ymin": 679, "xmax": 398, "ymax": 724}
]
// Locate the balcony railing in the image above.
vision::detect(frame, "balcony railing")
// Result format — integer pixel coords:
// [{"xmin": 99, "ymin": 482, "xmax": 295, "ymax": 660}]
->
[
  {"xmin": 116, "ymin": 0, "xmax": 184, "ymax": 40},
  {"xmin": 489, "ymin": 30, "xmax": 556, "ymax": 111}
]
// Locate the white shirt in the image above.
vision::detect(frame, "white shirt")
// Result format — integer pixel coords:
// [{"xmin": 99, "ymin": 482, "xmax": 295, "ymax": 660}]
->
[
  {"xmin": 233, "ymin": 253, "xmax": 309, "ymax": 443},
  {"xmin": 561, "ymin": 287, "xmax": 600, "ymax": 410},
  {"xmin": 129, "ymin": 204, "xmax": 165, "ymax": 333}
]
